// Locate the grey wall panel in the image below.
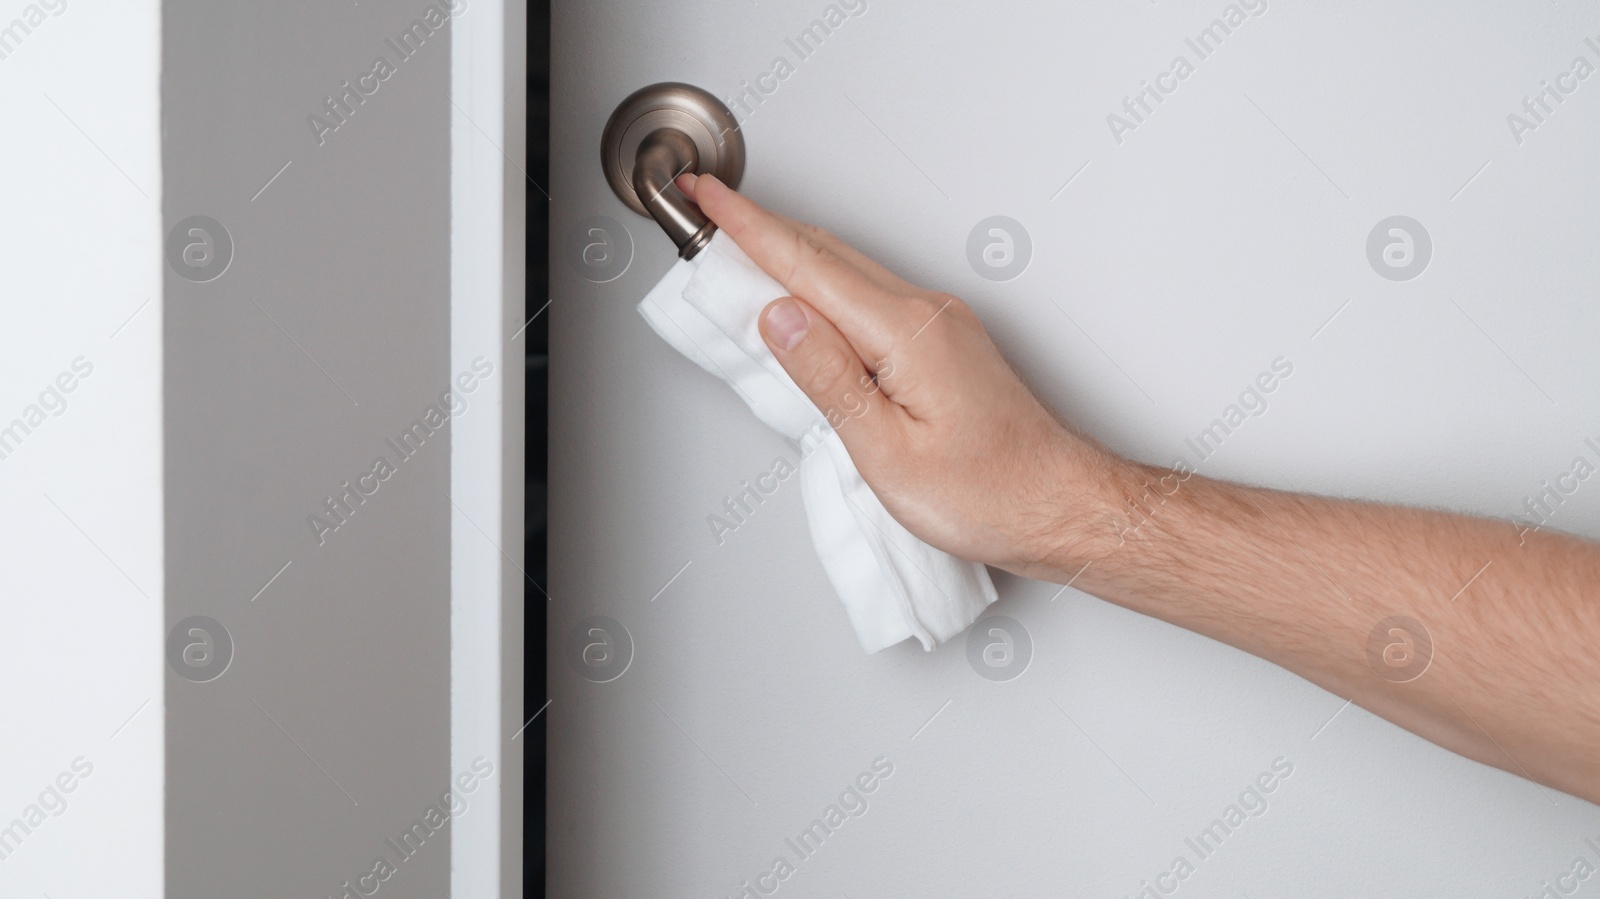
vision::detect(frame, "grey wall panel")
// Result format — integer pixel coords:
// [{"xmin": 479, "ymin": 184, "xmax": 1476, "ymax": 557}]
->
[{"xmin": 164, "ymin": 2, "xmax": 456, "ymax": 895}]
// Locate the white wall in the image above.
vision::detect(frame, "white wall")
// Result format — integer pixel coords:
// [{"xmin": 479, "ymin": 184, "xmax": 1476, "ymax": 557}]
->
[{"xmin": 0, "ymin": 0, "xmax": 163, "ymax": 895}]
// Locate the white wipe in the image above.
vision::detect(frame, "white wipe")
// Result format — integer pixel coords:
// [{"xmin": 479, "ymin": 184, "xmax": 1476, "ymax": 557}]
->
[{"xmin": 638, "ymin": 231, "xmax": 997, "ymax": 652}]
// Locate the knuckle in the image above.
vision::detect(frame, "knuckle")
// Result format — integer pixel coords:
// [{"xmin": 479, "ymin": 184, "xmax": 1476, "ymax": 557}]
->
[
  {"xmin": 792, "ymin": 219, "xmax": 837, "ymax": 243},
  {"xmin": 806, "ymin": 347, "xmax": 854, "ymax": 393},
  {"xmin": 905, "ymin": 293, "xmax": 942, "ymax": 321},
  {"xmin": 907, "ymin": 292, "xmax": 972, "ymax": 332},
  {"xmin": 807, "ymin": 223, "xmax": 840, "ymax": 246},
  {"xmin": 933, "ymin": 292, "xmax": 970, "ymax": 316},
  {"xmin": 796, "ymin": 229, "xmax": 830, "ymax": 260},
  {"xmin": 787, "ymin": 230, "xmax": 833, "ymax": 280}
]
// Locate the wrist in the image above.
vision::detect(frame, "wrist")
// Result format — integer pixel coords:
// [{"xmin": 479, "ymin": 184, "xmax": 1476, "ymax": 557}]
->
[{"xmin": 1014, "ymin": 438, "xmax": 1151, "ymax": 582}]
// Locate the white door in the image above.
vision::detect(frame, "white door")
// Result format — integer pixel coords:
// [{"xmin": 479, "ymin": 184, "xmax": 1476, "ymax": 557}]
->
[{"xmin": 550, "ymin": 2, "xmax": 1600, "ymax": 896}]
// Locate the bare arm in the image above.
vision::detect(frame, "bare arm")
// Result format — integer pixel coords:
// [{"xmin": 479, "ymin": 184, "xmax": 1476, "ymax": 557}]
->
[
  {"xmin": 682, "ymin": 173, "xmax": 1600, "ymax": 805},
  {"xmin": 1064, "ymin": 461, "xmax": 1600, "ymax": 804}
]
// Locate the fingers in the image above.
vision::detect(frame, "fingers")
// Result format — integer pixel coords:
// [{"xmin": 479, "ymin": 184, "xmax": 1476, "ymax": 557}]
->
[
  {"xmin": 768, "ymin": 212, "xmax": 923, "ymax": 296},
  {"xmin": 759, "ymin": 295, "xmax": 902, "ymax": 456},
  {"xmin": 690, "ymin": 173, "xmax": 911, "ymax": 358},
  {"xmin": 679, "ymin": 173, "xmax": 918, "ymax": 295}
]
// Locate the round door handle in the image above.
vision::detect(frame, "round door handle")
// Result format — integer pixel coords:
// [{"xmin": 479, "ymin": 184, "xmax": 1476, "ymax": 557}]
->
[{"xmin": 600, "ymin": 82, "xmax": 746, "ymax": 259}]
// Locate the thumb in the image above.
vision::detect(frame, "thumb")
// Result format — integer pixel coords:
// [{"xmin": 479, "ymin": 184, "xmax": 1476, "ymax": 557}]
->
[{"xmin": 759, "ymin": 297, "xmax": 896, "ymax": 442}]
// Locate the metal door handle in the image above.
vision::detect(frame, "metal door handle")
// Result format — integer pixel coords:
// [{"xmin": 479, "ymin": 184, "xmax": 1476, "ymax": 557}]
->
[{"xmin": 601, "ymin": 83, "xmax": 746, "ymax": 260}]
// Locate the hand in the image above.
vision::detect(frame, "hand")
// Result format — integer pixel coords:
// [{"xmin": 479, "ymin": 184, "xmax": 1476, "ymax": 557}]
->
[{"xmin": 681, "ymin": 173, "xmax": 1126, "ymax": 580}]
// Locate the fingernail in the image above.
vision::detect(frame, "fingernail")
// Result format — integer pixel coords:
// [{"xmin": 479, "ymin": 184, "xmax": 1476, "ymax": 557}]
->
[
  {"xmin": 679, "ymin": 172, "xmax": 698, "ymax": 190},
  {"xmin": 766, "ymin": 299, "xmax": 809, "ymax": 350}
]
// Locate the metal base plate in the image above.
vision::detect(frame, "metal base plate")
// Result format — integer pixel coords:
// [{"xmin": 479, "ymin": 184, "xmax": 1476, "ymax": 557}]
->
[{"xmin": 600, "ymin": 82, "xmax": 745, "ymax": 218}]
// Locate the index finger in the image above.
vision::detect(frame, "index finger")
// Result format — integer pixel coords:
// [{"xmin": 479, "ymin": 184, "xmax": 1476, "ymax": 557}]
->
[
  {"xmin": 681, "ymin": 174, "xmax": 918, "ymax": 296},
  {"xmin": 691, "ymin": 173, "xmax": 907, "ymax": 359}
]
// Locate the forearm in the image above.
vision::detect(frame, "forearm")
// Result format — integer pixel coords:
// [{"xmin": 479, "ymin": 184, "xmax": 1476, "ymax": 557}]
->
[{"xmin": 1048, "ymin": 455, "xmax": 1600, "ymax": 803}]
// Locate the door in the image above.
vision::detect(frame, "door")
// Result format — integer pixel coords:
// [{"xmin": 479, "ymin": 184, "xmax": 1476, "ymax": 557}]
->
[{"xmin": 550, "ymin": 2, "xmax": 1600, "ymax": 896}]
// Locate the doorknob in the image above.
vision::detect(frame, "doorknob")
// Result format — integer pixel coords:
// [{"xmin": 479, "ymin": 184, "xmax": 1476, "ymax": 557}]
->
[{"xmin": 600, "ymin": 82, "xmax": 746, "ymax": 260}]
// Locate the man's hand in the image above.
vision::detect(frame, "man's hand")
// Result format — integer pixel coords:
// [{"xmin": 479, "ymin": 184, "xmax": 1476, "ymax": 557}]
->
[{"xmin": 684, "ymin": 172, "xmax": 1123, "ymax": 581}]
